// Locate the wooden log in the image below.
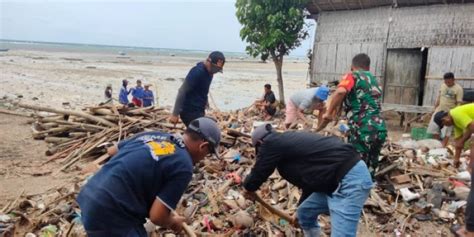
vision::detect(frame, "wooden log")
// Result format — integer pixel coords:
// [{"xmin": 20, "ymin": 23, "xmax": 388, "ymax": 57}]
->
[
  {"xmin": 38, "ymin": 122, "xmax": 59, "ymax": 130},
  {"xmin": 44, "ymin": 136, "xmax": 72, "ymax": 144},
  {"xmin": 43, "ymin": 141, "xmax": 83, "ymax": 163},
  {"xmin": 0, "ymin": 108, "xmax": 32, "ymax": 117},
  {"xmin": 90, "ymin": 108, "xmax": 115, "ymax": 116},
  {"xmin": 69, "ymin": 132, "xmax": 87, "ymax": 138},
  {"xmin": 40, "ymin": 117, "xmax": 106, "ymax": 131},
  {"xmin": 17, "ymin": 103, "xmax": 116, "ymax": 127},
  {"xmin": 254, "ymin": 194, "xmax": 295, "ymax": 225},
  {"xmin": 227, "ymin": 129, "xmax": 251, "ymax": 138}
]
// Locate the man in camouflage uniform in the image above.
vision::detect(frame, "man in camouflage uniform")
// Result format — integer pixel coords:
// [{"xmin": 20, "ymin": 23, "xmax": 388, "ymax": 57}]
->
[{"xmin": 318, "ymin": 53, "xmax": 387, "ymax": 176}]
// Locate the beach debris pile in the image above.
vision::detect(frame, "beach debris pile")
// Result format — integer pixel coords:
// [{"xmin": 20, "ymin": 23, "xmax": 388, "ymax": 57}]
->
[{"xmin": 0, "ymin": 103, "xmax": 471, "ymax": 236}]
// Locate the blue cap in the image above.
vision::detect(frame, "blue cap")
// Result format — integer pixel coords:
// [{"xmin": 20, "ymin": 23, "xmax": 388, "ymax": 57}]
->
[{"xmin": 315, "ymin": 85, "xmax": 329, "ymax": 101}]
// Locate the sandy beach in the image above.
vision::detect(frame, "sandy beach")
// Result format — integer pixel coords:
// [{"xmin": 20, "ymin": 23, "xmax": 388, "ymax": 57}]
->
[{"xmin": 0, "ymin": 47, "xmax": 310, "ymax": 111}]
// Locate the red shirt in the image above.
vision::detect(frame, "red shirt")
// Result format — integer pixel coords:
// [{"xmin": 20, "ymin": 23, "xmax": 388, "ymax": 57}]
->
[{"xmin": 338, "ymin": 73, "xmax": 355, "ymax": 92}]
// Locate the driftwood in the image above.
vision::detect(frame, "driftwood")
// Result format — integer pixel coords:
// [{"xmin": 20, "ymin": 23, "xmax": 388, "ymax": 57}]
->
[{"xmin": 17, "ymin": 103, "xmax": 116, "ymax": 127}]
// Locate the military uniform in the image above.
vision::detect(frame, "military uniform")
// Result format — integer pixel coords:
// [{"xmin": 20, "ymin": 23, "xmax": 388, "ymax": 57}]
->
[{"xmin": 338, "ymin": 70, "xmax": 387, "ymax": 176}]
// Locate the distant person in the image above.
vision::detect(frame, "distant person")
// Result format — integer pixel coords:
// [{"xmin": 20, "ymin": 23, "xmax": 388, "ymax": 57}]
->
[
  {"xmin": 427, "ymin": 72, "xmax": 463, "ymax": 147},
  {"xmin": 433, "ymin": 104, "xmax": 474, "ymax": 237},
  {"xmin": 119, "ymin": 79, "xmax": 130, "ymax": 105},
  {"xmin": 284, "ymin": 86, "xmax": 329, "ymax": 129},
  {"xmin": 319, "ymin": 53, "xmax": 386, "ymax": 177},
  {"xmin": 131, "ymin": 80, "xmax": 145, "ymax": 107},
  {"xmin": 143, "ymin": 84, "xmax": 155, "ymax": 107},
  {"xmin": 104, "ymin": 84, "xmax": 113, "ymax": 103},
  {"xmin": 254, "ymin": 84, "xmax": 277, "ymax": 120},
  {"xmin": 169, "ymin": 51, "xmax": 225, "ymax": 126}
]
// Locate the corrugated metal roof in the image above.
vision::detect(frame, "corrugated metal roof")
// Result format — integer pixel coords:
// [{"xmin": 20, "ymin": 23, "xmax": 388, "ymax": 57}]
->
[{"xmin": 307, "ymin": 0, "xmax": 473, "ymax": 15}]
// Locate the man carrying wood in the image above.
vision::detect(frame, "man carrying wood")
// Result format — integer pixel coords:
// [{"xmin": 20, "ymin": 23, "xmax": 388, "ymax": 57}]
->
[
  {"xmin": 77, "ymin": 117, "xmax": 221, "ymax": 236},
  {"xmin": 243, "ymin": 124, "xmax": 373, "ymax": 237},
  {"xmin": 169, "ymin": 51, "xmax": 225, "ymax": 126},
  {"xmin": 284, "ymin": 86, "xmax": 329, "ymax": 129},
  {"xmin": 434, "ymin": 103, "xmax": 474, "ymax": 236},
  {"xmin": 427, "ymin": 72, "xmax": 463, "ymax": 147},
  {"xmin": 318, "ymin": 53, "xmax": 387, "ymax": 177}
]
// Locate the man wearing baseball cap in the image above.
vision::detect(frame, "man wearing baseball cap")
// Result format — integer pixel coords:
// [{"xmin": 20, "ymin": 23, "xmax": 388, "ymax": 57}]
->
[
  {"xmin": 170, "ymin": 51, "xmax": 225, "ymax": 126},
  {"xmin": 243, "ymin": 124, "xmax": 372, "ymax": 237},
  {"xmin": 77, "ymin": 117, "xmax": 221, "ymax": 236},
  {"xmin": 284, "ymin": 85, "xmax": 329, "ymax": 129}
]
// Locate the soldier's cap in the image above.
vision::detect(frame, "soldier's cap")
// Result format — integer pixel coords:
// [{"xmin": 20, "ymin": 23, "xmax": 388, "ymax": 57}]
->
[{"xmin": 187, "ymin": 117, "xmax": 221, "ymax": 158}]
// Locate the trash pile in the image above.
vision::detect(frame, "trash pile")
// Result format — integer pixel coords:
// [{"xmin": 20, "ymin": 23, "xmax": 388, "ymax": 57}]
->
[{"xmin": 0, "ymin": 103, "xmax": 471, "ymax": 236}]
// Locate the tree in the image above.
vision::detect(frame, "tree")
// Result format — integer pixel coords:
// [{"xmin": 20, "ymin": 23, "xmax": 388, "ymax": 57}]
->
[{"xmin": 236, "ymin": 0, "xmax": 309, "ymax": 104}]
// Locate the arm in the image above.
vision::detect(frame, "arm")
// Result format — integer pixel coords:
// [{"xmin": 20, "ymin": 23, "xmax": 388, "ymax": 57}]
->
[
  {"xmin": 316, "ymin": 87, "xmax": 347, "ymax": 131},
  {"xmin": 150, "ymin": 170, "xmax": 192, "ymax": 231},
  {"xmin": 454, "ymin": 122, "xmax": 474, "ymax": 163},
  {"xmin": 107, "ymin": 145, "xmax": 118, "ymax": 156},
  {"xmin": 434, "ymin": 95, "xmax": 440, "ymax": 109},
  {"xmin": 455, "ymin": 87, "xmax": 464, "ymax": 106},
  {"xmin": 149, "ymin": 199, "xmax": 185, "ymax": 232},
  {"xmin": 243, "ymin": 146, "xmax": 281, "ymax": 192}
]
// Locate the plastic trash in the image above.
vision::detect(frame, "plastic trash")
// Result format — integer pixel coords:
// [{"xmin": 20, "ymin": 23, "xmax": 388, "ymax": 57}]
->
[
  {"xmin": 455, "ymin": 171, "xmax": 471, "ymax": 181},
  {"xmin": 416, "ymin": 139, "xmax": 443, "ymax": 149},
  {"xmin": 428, "ymin": 148, "xmax": 449, "ymax": 159},
  {"xmin": 400, "ymin": 188, "xmax": 421, "ymax": 202}
]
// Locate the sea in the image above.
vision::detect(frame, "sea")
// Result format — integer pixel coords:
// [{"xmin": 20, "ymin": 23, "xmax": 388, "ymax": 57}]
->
[{"xmin": 0, "ymin": 39, "xmax": 306, "ymax": 61}]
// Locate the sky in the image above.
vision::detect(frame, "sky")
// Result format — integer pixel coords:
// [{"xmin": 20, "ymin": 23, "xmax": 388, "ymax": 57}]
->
[{"xmin": 0, "ymin": 0, "xmax": 316, "ymax": 56}]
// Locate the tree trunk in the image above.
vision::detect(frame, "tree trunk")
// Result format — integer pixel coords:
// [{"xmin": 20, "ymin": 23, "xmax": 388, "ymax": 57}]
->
[{"xmin": 272, "ymin": 56, "xmax": 285, "ymax": 105}]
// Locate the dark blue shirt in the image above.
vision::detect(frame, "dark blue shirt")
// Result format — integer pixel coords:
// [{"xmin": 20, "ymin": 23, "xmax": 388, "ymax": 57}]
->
[
  {"xmin": 143, "ymin": 90, "xmax": 154, "ymax": 107},
  {"xmin": 119, "ymin": 86, "xmax": 130, "ymax": 105},
  {"xmin": 77, "ymin": 131, "xmax": 193, "ymax": 229},
  {"xmin": 131, "ymin": 86, "xmax": 145, "ymax": 99},
  {"xmin": 172, "ymin": 62, "xmax": 213, "ymax": 115}
]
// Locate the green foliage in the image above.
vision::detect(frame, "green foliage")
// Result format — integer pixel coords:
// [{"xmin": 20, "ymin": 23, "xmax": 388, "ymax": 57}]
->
[{"xmin": 235, "ymin": 0, "xmax": 309, "ymax": 60}]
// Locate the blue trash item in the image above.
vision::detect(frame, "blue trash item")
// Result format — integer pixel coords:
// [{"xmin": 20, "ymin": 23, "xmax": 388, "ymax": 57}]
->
[
  {"xmin": 233, "ymin": 154, "xmax": 241, "ymax": 163},
  {"xmin": 339, "ymin": 124, "xmax": 349, "ymax": 133}
]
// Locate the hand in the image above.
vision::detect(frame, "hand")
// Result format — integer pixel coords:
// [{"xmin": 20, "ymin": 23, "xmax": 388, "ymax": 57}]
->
[
  {"xmin": 453, "ymin": 159, "xmax": 460, "ymax": 168},
  {"xmin": 169, "ymin": 115, "xmax": 179, "ymax": 125},
  {"xmin": 243, "ymin": 190, "xmax": 257, "ymax": 202},
  {"xmin": 322, "ymin": 113, "xmax": 333, "ymax": 123},
  {"xmin": 455, "ymin": 140, "xmax": 464, "ymax": 150},
  {"xmin": 169, "ymin": 215, "xmax": 186, "ymax": 233}
]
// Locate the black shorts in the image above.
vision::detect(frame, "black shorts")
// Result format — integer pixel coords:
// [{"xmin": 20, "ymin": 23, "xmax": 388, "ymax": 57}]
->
[
  {"xmin": 265, "ymin": 106, "xmax": 276, "ymax": 116},
  {"xmin": 466, "ymin": 170, "xmax": 474, "ymax": 231}
]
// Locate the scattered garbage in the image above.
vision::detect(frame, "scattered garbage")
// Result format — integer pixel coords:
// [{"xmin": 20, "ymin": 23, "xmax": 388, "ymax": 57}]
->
[{"xmin": 0, "ymin": 102, "xmax": 470, "ymax": 236}]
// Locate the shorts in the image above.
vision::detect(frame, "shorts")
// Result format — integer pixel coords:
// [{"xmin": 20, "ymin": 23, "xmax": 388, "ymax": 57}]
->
[
  {"xmin": 132, "ymin": 97, "xmax": 143, "ymax": 107},
  {"xmin": 285, "ymin": 100, "xmax": 298, "ymax": 125},
  {"xmin": 427, "ymin": 113, "xmax": 452, "ymax": 137},
  {"xmin": 265, "ymin": 106, "xmax": 276, "ymax": 116}
]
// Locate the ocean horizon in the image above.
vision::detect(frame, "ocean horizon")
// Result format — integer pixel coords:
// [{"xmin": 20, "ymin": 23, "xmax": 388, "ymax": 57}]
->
[{"xmin": 0, "ymin": 39, "xmax": 307, "ymax": 60}]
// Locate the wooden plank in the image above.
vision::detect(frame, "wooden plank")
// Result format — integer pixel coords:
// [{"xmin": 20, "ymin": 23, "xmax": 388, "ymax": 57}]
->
[{"xmin": 382, "ymin": 103, "xmax": 434, "ymax": 113}]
